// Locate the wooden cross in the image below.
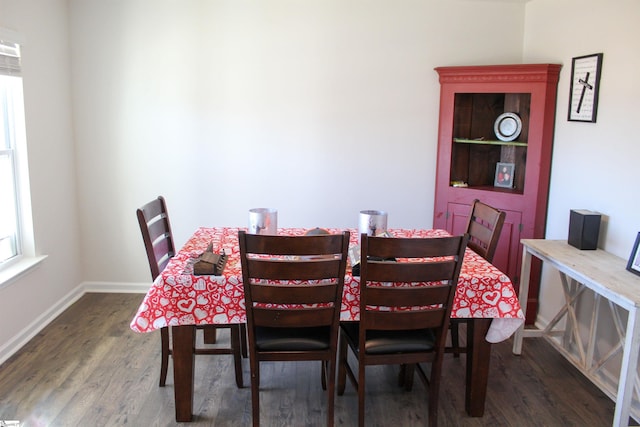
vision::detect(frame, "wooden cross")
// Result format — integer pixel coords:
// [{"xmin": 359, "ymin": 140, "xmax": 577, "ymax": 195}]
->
[{"xmin": 576, "ymin": 72, "xmax": 594, "ymax": 114}]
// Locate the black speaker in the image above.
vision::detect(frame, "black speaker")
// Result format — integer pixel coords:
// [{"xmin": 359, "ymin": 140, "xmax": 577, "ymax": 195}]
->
[{"xmin": 568, "ymin": 209, "xmax": 601, "ymax": 250}]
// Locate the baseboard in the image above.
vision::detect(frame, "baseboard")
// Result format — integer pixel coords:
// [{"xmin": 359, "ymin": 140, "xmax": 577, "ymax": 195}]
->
[
  {"xmin": 0, "ymin": 281, "xmax": 150, "ymax": 366},
  {"xmin": 83, "ymin": 281, "xmax": 151, "ymax": 294}
]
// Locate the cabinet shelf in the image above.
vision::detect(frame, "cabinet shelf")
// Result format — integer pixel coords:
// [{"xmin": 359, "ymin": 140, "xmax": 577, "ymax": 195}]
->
[
  {"xmin": 453, "ymin": 138, "xmax": 528, "ymax": 147},
  {"xmin": 449, "ymin": 183, "xmax": 522, "ymax": 193}
]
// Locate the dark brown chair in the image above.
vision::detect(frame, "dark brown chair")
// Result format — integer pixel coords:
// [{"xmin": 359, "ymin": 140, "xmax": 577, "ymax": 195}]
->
[
  {"xmin": 238, "ymin": 230, "xmax": 349, "ymax": 427},
  {"xmin": 449, "ymin": 199, "xmax": 506, "ymax": 357},
  {"xmin": 464, "ymin": 199, "xmax": 506, "ymax": 262},
  {"xmin": 337, "ymin": 233, "xmax": 468, "ymax": 427},
  {"xmin": 137, "ymin": 196, "xmax": 244, "ymax": 388}
]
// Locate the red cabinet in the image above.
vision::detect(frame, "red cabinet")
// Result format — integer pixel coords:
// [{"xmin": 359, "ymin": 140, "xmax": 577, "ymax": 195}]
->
[{"xmin": 433, "ymin": 64, "xmax": 561, "ymax": 322}]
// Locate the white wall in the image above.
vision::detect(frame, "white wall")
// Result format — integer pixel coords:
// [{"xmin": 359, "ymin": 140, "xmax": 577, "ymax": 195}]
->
[
  {"xmin": 68, "ymin": 0, "xmax": 526, "ymax": 283},
  {"xmin": 0, "ymin": 0, "xmax": 526, "ymax": 360},
  {"xmin": 522, "ymin": 0, "xmax": 640, "ymax": 411},
  {"xmin": 523, "ymin": 0, "xmax": 640, "ymax": 324},
  {"xmin": 0, "ymin": 1, "xmax": 82, "ymax": 352}
]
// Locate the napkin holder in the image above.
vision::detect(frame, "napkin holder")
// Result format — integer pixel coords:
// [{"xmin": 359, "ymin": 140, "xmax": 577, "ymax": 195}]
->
[{"xmin": 194, "ymin": 244, "xmax": 227, "ymax": 275}]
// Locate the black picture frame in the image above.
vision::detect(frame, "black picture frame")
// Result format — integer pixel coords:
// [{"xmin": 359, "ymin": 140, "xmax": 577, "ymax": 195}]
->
[
  {"xmin": 494, "ymin": 162, "xmax": 515, "ymax": 188},
  {"xmin": 568, "ymin": 53, "xmax": 603, "ymax": 123},
  {"xmin": 626, "ymin": 232, "xmax": 640, "ymax": 276}
]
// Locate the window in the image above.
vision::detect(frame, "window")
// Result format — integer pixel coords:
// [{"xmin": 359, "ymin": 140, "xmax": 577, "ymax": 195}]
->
[
  {"xmin": 0, "ymin": 32, "xmax": 40, "ymax": 287},
  {"xmin": 0, "ymin": 40, "xmax": 23, "ymax": 265}
]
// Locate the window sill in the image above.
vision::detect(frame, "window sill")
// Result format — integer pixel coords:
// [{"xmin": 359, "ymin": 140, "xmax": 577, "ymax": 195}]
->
[{"xmin": 0, "ymin": 255, "xmax": 48, "ymax": 290}]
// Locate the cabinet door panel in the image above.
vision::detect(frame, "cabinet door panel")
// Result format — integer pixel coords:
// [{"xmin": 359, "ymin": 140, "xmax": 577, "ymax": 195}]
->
[{"xmin": 445, "ymin": 202, "xmax": 522, "ymax": 285}]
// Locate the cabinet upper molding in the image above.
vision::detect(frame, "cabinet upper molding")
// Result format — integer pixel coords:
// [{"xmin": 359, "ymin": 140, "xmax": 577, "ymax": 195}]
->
[{"xmin": 435, "ymin": 64, "xmax": 562, "ymax": 84}]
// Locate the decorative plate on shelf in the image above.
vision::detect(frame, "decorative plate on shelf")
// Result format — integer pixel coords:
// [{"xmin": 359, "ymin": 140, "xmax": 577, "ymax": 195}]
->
[{"xmin": 494, "ymin": 112, "xmax": 522, "ymax": 142}]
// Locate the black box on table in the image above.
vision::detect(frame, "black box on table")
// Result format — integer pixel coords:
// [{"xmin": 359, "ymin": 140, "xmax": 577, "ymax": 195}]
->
[{"xmin": 568, "ymin": 209, "xmax": 601, "ymax": 250}]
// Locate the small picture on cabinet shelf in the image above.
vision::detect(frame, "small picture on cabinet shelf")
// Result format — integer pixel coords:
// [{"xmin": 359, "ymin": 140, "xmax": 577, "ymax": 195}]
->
[
  {"xmin": 626, "ymin": 233, "xmax": 640, "ymax": 276},
  {"xmin": 494, "ymin": 162, "xmax": 515, "ymax": 188}
]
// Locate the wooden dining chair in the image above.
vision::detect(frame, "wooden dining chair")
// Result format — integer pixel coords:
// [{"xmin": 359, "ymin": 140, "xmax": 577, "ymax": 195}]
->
[
  {"xmin": 238, "ymin": 230, "xmax": 349, "ymax": 427},
  {"xmin": 449, "ymin": 199, "xmax": 506, "ymax": 358},
  {"xmin": 137, "ymin": 196, "xmax": 244, "ymax": 388},
  {"xmin": 337, "ymin": 233, "xmax": 468, "ymax": 427}
]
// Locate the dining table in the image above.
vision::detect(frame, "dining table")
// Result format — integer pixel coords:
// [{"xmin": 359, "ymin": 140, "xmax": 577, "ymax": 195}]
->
[{"xmin": 130, "ymin": 227, "xmax": 525, "ymax": 422}]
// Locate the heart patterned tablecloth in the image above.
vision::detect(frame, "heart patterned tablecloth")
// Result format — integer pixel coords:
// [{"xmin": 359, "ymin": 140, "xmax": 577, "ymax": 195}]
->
[{"xmin": 131, "ymin": 227, "xmax": 524, "ymax": 343}]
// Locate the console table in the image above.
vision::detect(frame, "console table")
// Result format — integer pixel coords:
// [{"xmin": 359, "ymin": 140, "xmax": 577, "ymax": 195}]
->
[{"xmin": 513, "ymin": 239, "xmax": 640, "ymax": 426}]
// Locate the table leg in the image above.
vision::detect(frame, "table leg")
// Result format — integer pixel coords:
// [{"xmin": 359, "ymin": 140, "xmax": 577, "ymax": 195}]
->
[
  {"xmin": 172, "ymin": 325, "xmax": 196, "ymax": 422},
  {"xmin": 513, "ymin": 247, "xmax": 532, "ymax": 355},
  {"xmin": 465, "ymin": 318, "xmax": 492, "ymax": 417},
  {"xmin": 613, "ymin": 308, "xmax": 640, "ymax": 426}
]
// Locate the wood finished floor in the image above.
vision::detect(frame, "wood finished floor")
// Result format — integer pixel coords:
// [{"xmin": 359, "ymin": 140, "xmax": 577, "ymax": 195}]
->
[{"xmin": 0, "ymin": 293, "xmax": 627, "ymax": 426}]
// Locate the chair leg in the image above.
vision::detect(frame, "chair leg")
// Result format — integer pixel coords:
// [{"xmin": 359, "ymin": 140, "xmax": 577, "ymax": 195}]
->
[
  {"xmin": 203, "ymin": 326, "xmax": 217, "ymax": 344},
  {"xmin": 326, "ymin": 357, "xmax": 336, "ymax": 427},
  {"xmin": 337, "ymin": 331, "xmax": 348, "ymax": 395},
  {"xmin": 451, "ymin": 320, "xmax": 460, "ymax": 358},
  {"xmin": 240, "ymin": 323, "xmax": 248, "ymax": 358},
  {"xmin": 406, "ymin": 364, "xmax": 415, "ymax": 391},
  {"xmin": 399, "ymin": 364, "xmax": 415, "ymax": 391},
  {"xmin": 250, "ymin": 355, "xmax": 260, "ymax": 427},
  {"xmin": 357, "ymin": 356, "xmax": 366, "ymax": 427},
  {"xmin": 321, "ymin": 360, "xmax": 327, "ymax": 390},
  {"xmin": 428, "ymin": 355, "xmax": 444, "ymax": 427},
  {"xmin": 231, "ymin": 325, "xmax": 243, "ymax": 388},
  {"xmin": 159, "ymin": 326, "xmax": 170, "ymax": 387}
]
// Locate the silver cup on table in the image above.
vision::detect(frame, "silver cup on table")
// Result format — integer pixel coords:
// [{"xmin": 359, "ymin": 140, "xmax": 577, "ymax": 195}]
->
[
  {"xmin": 359, "ymin": 210, "xmax": 388, "ymax": 237},
  {"xmin": 248, "ymin": 208, "xmax": 278, "ymax": 235}
]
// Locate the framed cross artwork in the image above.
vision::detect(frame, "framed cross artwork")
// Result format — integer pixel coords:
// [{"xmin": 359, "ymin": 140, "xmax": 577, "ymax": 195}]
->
[{"xmin": 568, "ymin": 53, "xmax": 603, "ymax": 123}]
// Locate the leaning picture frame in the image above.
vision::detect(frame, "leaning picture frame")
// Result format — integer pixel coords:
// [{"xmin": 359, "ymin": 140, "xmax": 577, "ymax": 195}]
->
[
  {"xmin": 494, "ymin": 162, "xmax": 515, "ymax": 188},
  {"xmin": 568, "ymin": 53, "xmax": 603, "ymax": 123},
  {"xmin": 626, "ymin": 232, "xmax": 640, "ymax": 276}
]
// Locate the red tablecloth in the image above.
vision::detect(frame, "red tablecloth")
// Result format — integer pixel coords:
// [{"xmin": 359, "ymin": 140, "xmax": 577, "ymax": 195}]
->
[{"xmin": 131, "ymin": 227, "xmax": 524, "ymax": 343}]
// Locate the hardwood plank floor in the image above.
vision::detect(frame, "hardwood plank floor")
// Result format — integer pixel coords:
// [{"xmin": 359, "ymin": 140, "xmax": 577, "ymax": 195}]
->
[{"xmin": 0, "ymin": 293, "xmax": 628, "ymax": 426}]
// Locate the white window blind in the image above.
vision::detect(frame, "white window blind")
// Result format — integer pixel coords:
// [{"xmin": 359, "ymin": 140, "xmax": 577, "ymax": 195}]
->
[{"xmin": 0, "ymin": 41, "xmax": 21, "ymax": 76}]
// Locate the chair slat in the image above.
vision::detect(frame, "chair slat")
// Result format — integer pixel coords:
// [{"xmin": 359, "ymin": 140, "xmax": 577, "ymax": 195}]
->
[
  {"xmin": 253, "ymin": 307, "xmax": 335, "ymax": 328},
  {"xmin": 244, "ymin": 233, "xmax": 347, "ymax": 256},
  {"xmin": 365, "ymin": 261, "xmax": 457, "ymax": 283},
  {"xmin": 367, "ymin": 235, "xmax": 464, "ymax": 259},
  {"xmin": 366, "ymin": 309, "xmax": 446, "ymax": 330},
  {"xmin": 147, "ymin": 217, "xmax": 170, "ymax": 243},
  {"xmin": 249, "ymin": 283, "xmax": 337, "ymax": 305},
  {"xmin": 363, "ymin": 285, "xmax": 451, "ymax": 308},
  {"xmin": 247, "ymin": 258, "xmax": 343, "ymax": 281}
]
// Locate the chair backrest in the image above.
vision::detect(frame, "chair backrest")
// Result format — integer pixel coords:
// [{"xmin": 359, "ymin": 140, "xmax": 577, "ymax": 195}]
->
[
  {"xmin": 137, "ymin": 196, "xmax": 175, "ymax": 281},
  {"xmin": 238, "ymin": 230, "xmax": 349, "ymax": 331},
  {"xmin": 359, "ymin": 233, "xmax": 468, "ymax": 347},
  {"xmin": 464, "ymin": 199, "xmax": 506, "ymax": 263}
]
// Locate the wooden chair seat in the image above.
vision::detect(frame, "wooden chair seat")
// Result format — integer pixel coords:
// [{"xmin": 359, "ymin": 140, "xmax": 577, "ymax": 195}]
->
[
  {"xmin": 255, "ymin": 326, "xmax": 330, "ymax": 351},
  {"xmin": 341, "ymin": 322, "xmax": 436, "ymax": 354}
]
